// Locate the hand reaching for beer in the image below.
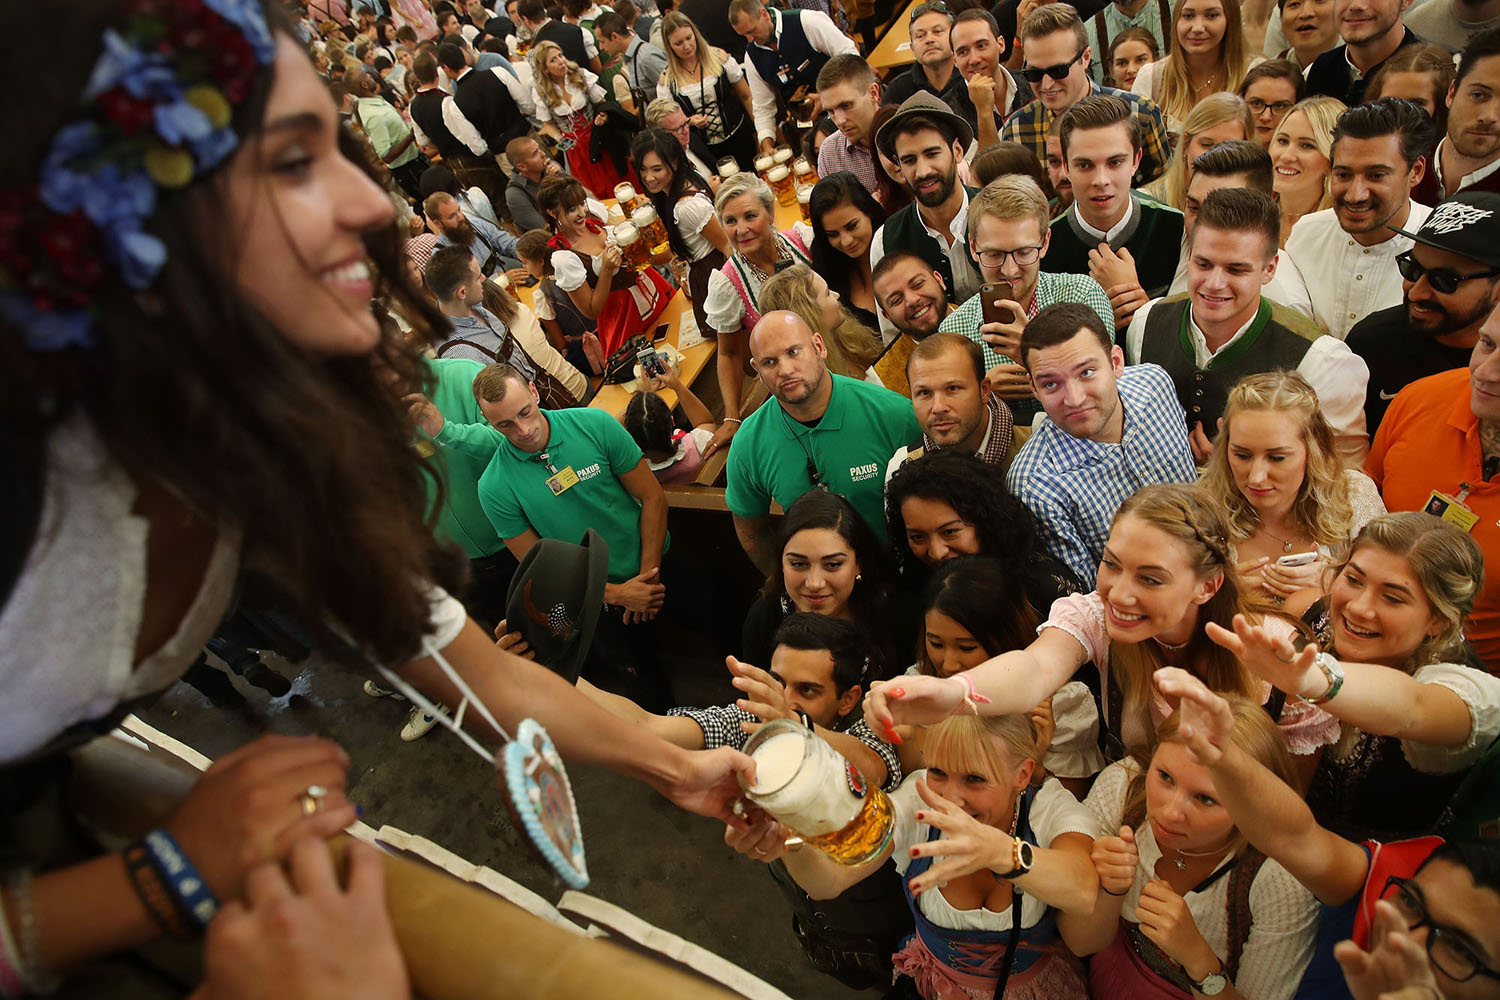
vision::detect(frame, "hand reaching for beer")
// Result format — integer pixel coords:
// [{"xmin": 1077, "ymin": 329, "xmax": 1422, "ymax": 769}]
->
[
  {"xmin": 727, "ymin": 657, "xmax": 795, "ymax": 733},
  {"xmin": 863, "ymin": 675, "xmax": 968, "ymax": 745},
  {"xmin": 724, "ymin": 810, "xmax": 795, "ymax": 864},
  {"xmin": 905, "ymin": 777, "xmax": 1012, "ymax": 895}
]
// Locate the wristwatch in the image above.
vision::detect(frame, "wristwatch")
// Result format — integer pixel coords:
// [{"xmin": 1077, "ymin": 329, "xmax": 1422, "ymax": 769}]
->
[
  {"xmin": 1306, "ymin": 651, "xmax": 1346, "ymax": 705},
  {"xmin": 1191, "ymin": 959, "xmax": 1229, "ymax": 996},
  {"xmin": 994, "ymin": 838, "xmax": 1035, "ymax": 879}
]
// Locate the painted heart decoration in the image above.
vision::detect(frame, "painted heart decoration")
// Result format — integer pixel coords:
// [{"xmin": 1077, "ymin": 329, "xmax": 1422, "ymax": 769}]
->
[{"xmin": 501, "ymin": 718, "xmax": 589, "ymax": 889}]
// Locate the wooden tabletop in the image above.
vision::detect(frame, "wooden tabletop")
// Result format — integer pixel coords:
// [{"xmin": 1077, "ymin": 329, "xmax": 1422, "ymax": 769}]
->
[
  {"xmin": 588, "ymin": 291, "xmax": 714, "ymax": 419},
  {"xmin": 868, "ymin": 0, "xmax": 923, "ymax": 70}
]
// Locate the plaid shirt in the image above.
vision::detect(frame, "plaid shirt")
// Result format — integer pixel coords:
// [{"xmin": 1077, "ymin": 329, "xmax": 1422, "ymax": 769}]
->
[
  {"xmin": 1005, "ymin": 363, "xmax": 1197, "ymax": 585},
  {"xmin": 938, "ymin": 270, "xmax": 1115, "ymax": 424},
  {"xmin": 817, "ymin": 131, "xmax": 881, "ymax": 201},
  {"xmin": 1001, "ymin": 82, "xmax": 1171, "ymax": 188},
  {"xmin": 666, "ymin": 705, "xmax": 904, "ymax": 792}
]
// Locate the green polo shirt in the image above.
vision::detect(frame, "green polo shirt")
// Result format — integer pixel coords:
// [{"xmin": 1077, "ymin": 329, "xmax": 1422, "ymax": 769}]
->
[
  {"xmin": 475, "ymin": 407, "xmax": 664, "ymax": 583},
  {"xmin": 421, "ymin": 358, "xmax": 506, "ymax": 560},
  {"xmin": 725, "ymin": 374, "xmax": 921, "ymax": 539}
]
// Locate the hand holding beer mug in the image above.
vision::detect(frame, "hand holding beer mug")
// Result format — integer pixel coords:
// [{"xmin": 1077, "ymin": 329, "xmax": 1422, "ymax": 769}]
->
[
  {"xmin": 736, "ymin": 719, "xmax": 893, "ymax": 866},
  {"xmin": 632, "ymin": 204, "xmax": 671, "ymax": 259},
  {"xmin": 767, "ymin": 164, "xmax": 795, "ymax": 207},
  {"xmin": 614, "ymin": 221, "xmax": 650, "ymax": 272},
  {"xmin": 614, "ymin": 182, "xmax": 641, "ymax": 214}
]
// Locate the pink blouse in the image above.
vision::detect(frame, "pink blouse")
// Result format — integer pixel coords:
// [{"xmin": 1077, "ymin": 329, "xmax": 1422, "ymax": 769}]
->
[{"xmin": 1042, "ymin": 592, "xmax": 1340, "ymax": 756}]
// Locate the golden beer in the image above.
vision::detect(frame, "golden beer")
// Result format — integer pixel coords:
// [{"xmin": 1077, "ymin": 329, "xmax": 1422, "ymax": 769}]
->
[
  {"xmin": 793, "ymin": 156, "xmax": 819, "ymax": 188},
  {"xmin": 614, "ymin": 221, "xmax": 649, "ymax": 272},
  {"xmin": 614, "ymin": 182, "xmax": 641, "ymax": 215},
  {"xmin": 796, "ymin": 184, "xmax": 812, "ymax": 224},
  {"xmin": 631, "ymin": 204, "xmax": 671, "ymax": 258},
  {"xmin": 767, "ymin": 164, "xmax": 795, "ymax": 207},
  {"xmin": 495, "ymin": 272, "xmax": 521, "ymax": 301},
  {"xmin": 740, "ymin": 719, "xmax": 894, "ymax": 867},
  {"xmin": 772, "ymin": 147, "xmax": 793, "ymax": 169},
  {"xmin": 754, "ymin": 154, "xmax": 775, "ymax": 181},
  {"xmin": 717, "ymin": 156, "xmax": 741, "ymax": 181}
]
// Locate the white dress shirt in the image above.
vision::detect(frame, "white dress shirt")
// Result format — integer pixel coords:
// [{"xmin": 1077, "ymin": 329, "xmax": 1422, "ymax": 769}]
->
[
  {"xmin": 410, "ymin": 84, "xmax": 489, "ymax": 158},
  {"xmin": 1125, "ymin": 297, "xmax": 1371, "ymax": 463},
  {"xmin": 741, "ymin": 8, "xmax": 858, "ymax": 144},
  {"xmin": 1430, "ymin": 137, "xmax": 1500, "ymax": 201},
  {"xmin": 1168, "ymin": 246, "xmax": 1315, "ymax": 319},
  {"xmin": 1283, "ymin": 200, "xmax": 1432, "ymax": 340}
]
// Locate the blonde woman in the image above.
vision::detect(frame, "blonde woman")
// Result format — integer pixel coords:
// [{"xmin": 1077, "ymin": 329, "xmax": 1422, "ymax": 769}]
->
[
  {"xmin": 1132, "ymin": 0, "xmax": 1261, "ymax": 134},
  {"xmin": 1200, "ymin": 372, "xmax": 1386, "ymax": 605},
  {"xmin": 657, "ymin": 11, "xmax": 757, "ymax": 171},
  {"xmin": 1147, "ymin": 92, "xmax": 1257, "ymax": 210},
  {"xmin": 728, "ymin": 711, "xmax": 1102, "ymax": 1000},
  {"xmin": 757, "ymin": 262, "xmax": 883, "ymax": 382},
  {"xmin": 1269, "ymin": 95, "xmax": 1344, "ymax": 246},
  {"xmin": 528, "ymin": 39, "xmax": 623, "ymax": 198}
]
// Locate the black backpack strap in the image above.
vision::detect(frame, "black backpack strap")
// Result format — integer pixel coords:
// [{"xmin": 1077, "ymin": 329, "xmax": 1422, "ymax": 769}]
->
[
  {"xmin": 1224, "ymin": 848, "xmax": 1268, "ymax": 982},
  {"xmin": 435, "ymin": 338, "xmax": 501, "ymax": 361}
]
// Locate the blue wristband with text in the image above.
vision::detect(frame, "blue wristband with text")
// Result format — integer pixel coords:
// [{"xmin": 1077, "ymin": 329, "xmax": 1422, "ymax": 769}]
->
[{"xmin": 143, "ymin": 829, "xmax": 219, "ymax": 930}]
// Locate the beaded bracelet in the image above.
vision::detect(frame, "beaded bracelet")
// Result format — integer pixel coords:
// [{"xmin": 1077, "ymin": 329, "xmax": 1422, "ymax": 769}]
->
[
  {"xmin": 3, "ymin": 870, "xmax": 59, "ymax": 994},
  {"xmin": 141, "ymin": 830, "xmax": 219, "ymax": 931},
  {"xmin": 123, "ymin": 842, "xmax": 194, "ymax": 940}
]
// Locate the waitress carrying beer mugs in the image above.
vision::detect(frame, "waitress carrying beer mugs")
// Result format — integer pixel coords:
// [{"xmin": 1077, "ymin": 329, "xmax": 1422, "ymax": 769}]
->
[
  {"xmin": 728, "ymin": 711, "xmax": 1102, "ymax": 1000},
  {"xmin": 537, "ymin": 173, "xmax": 672, "ymax": 357},
  {"xmin": 630, "ymin": 129, "xmax": 734, "ymax": 338}
]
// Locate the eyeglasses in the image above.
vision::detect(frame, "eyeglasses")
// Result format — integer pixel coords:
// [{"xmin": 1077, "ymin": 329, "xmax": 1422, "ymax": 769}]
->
[
  {"xmin": 1396, "ymin": 250, "xmax": 1500, "ymax": 295},
  {"xmin": 910, "ymin": 1, "xmax": 951, "ymax": 22},
  {"xmin": 1380, "ymin": 876, "xmax": 1500, "ymax": 984},
  {"xmin": 971, "ymin": 244, "xmax": 1043, "ymax": 268},
  {"xmin": 1246, "ymin": 97, "xmax": 1295, "ymax": 117},
  {"xmin": 1020, "ymin": 52, "xmax": 1083, "ymax": 83}
]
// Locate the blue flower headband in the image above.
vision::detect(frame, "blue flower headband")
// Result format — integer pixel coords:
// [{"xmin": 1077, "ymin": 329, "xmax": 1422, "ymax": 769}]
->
[{"xmin": 0, "ymin": 0, "xmax": 275, "ymax": 352}]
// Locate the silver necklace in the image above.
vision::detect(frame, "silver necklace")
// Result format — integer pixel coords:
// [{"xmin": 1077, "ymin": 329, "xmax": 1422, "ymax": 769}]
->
[{"xmin": 1172, "ymin": 844, "xmax": 1227, "ymax": 871}]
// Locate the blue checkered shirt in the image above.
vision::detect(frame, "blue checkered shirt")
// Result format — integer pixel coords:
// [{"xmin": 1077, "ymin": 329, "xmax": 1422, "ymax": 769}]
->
[{"xmin": 1005, "ymin": 363, "xmax": 1197, "ymax": 585}]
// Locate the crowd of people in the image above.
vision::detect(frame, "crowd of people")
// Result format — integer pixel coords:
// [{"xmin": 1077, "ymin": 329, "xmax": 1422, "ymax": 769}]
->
[{"xmin": 7, "ymin": 0, "xmax": 1500, "ymax": 996}]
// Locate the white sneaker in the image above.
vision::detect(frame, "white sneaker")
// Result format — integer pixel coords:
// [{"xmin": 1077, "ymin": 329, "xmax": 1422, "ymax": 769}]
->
[
  {"xmin": 400, "ymin": 705, "xmax": 443, "ymax": 741},
  {"xmin": 363, "ymin": 679, "xmax": 403, "ymax": 700}
]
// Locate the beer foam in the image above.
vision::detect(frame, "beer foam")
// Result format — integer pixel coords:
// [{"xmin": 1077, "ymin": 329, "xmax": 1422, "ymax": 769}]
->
[
  {"xmin": 748, "ymin": 728, "xmax": 861, "ymax": 835},
  {"xmin": 750, "ymin": 731, "xmax": 805, "ymax": 793},
  {"xmin": 766, "ymin": 165, "xmax": 789, "ymax": 182}
]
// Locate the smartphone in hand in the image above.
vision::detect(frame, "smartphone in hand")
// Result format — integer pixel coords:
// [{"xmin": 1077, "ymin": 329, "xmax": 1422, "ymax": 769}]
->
[
  {"xmin": 1276, "ymin": 551, "xmax": 1318, "ymax": 568},
  {"xmin": 980, "ymin": 281, "xmax": 1015, "ymax": 328}
]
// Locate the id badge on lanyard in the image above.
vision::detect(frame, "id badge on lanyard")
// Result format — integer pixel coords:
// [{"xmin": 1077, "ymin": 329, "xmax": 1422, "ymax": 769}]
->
[
  {"xmin": 539, "ymin": 452, "xmax": 579, "ymax": 496},
  {"xmin": 1424, "ymin": 482, "xmax": 1480, "ymax": 533}
]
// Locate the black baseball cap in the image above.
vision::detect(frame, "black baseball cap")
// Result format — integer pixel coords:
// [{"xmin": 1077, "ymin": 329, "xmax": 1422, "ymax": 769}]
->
[{"xmin": 1390, "ymin": 192, "xmax": 1500, "ymax": 270}]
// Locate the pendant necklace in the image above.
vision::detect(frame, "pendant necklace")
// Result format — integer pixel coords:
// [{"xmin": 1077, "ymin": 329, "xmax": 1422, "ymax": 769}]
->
[{"xmin": 1173, "ymin": 844, "xmax": 1226, "ymax": 871}]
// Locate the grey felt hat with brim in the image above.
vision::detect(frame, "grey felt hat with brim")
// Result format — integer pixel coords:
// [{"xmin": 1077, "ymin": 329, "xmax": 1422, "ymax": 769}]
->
[
  {"xmin": 504, "ymin": 528, "xmax": 609, "ymax": 684},
  {"xmin": 874, "ymin": 91, "xmax": 975, "ymax": 162}
]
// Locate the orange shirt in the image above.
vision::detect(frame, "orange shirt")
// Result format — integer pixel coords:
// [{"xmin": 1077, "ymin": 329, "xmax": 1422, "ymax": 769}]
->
[{"xmin": 1367, "ymin": 367, "xmax": 1500, "ymax": 668}]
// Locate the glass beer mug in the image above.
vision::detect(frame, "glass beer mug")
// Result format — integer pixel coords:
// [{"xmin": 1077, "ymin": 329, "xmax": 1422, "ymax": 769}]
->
[
  {"xmin": 793, "ymin": 155, "xmax": 818, "ymax": 188},
  {"xmin": 631, "ymin": 204, "xmax": 671, "ymax": 258},
  {"xmin": 613, "ymin": 181, "xmax": 640, "ymax": 214},
  {"xmin": 754, "ymin": 154, "xmax": 775, "ymax": 181},
  {"xmin": 716, "ymin": 156, "xmax": 741, "ymax": 181},
  {"xmin": 766, "ymin": 164, "xmax": 795, "ymax": 207},
  {"xmin": 739, "ymin": 719, "xmax": 893, "ymax": 866},
  {"xmin": 614, "ymin": 221, "xmax": 649, "ymax": 272},
  {"xmin": 795, "ymin": 183, "xmax": 812, "ymax": 224},
  {"xmin": 772, "ymin": 147, "xmax": 793, "ymax": 170}
]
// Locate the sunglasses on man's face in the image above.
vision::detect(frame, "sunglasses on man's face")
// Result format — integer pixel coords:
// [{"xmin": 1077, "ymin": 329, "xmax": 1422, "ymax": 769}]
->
[
  {"xmin": 1396, "ymin": 250, "xmax": 1500, "ymax": 295},
  {"xmin": 1020, "ymin": 51, "xmax": 1083, "ymax": 83}
]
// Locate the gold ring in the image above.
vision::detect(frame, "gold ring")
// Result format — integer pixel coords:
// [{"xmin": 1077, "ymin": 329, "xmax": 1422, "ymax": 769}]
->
[{"xmin": 300, "ymin": 784, "xmax": 328, "ymax": 816}]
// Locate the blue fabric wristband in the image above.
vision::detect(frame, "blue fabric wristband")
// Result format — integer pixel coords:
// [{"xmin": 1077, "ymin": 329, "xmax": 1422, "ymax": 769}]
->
[{"xmin": 142, "ymin": 829, "xmax": 219, "ymax": 930}]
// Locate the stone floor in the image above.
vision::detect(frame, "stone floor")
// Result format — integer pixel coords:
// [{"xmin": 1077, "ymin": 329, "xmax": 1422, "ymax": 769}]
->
[{"xmin": 137, "ymin": 641, "xmax": 877, "ymax": 1000}]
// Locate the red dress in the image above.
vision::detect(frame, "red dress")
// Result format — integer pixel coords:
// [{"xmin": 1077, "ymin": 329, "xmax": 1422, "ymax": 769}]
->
[
  {"xmin": 548, "ymin": 222, "xmax": 672, "ymax": 358},
  {"xmin": 541, "ymin": 74, "xmax": 633, "ymax": 201}
]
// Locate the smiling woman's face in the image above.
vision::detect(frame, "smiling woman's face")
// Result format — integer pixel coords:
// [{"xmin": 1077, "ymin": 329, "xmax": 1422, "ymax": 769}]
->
[{"xmin": 223, "ymin": 34, "xmax": 394, "ymax": 356}]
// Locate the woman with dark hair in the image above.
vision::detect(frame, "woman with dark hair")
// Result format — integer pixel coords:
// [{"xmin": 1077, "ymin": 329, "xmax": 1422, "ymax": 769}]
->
[
  {"xmin": 740, "ymin": 491, "xmax": 901, "ymax": 679},
  {"xmin": 373, "ymin": 16, "xmax": 400, "ymax": 62},
  {"xmin": 629, "ymin": 127, "xmax": 731, "ymax": 334},
  {"xmin": 0, "ymin": 0, "xmax": 748, "ymax": 981},
  {"xmin": 1237, "ymin": 58, "xmax": 1306, "ymax": 146},
  {"xmin": 970, "ymin": 140, "xmax": 1057, "ymax": 194},
  {"xmin": 808, "ymin": 172, "xmax": 886, "ymax": 331},
  {"xmin": 869, "ymin": 105, "xmax": 913, "ymax": 213}
]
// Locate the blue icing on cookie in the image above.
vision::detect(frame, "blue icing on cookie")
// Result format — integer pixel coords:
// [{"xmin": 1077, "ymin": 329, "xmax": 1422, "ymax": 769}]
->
[{"xmin": 503, "ymin": 718, "xmax": 589, "ymax": 889}]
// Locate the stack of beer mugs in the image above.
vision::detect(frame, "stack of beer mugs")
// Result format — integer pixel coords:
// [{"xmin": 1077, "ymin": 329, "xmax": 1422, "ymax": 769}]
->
[
  {"xmin": 632, "ymin": 204, "xmax": 671, "ymax": 258},
  {"xmin": 767, "ymin": 162, "xmax": 795, "ymax": 207},
  {"xmin": 614, "ymin": 222, "xmax": 650, "ymax": 272},
  {"xmin": 754, "ymin": 153, "xmax": 775, "ymax": 181}
]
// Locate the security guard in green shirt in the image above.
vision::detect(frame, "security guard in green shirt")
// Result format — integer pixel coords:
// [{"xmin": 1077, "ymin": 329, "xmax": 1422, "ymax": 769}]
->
[{"xmin": 727, "ymin": 311, "xmax": 922, "ymax": 573}]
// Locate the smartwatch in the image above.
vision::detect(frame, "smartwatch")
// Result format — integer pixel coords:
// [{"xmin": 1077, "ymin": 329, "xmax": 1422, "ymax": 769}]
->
[{"xmin": 1306, "ymin": 651, "xmax": 1345, "ymax": 705}]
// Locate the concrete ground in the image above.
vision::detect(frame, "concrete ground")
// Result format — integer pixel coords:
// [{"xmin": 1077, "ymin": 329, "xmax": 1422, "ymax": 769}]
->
[{"xmin": 138, "ymin": 639, "xmax": 876, "ymax": 1000}]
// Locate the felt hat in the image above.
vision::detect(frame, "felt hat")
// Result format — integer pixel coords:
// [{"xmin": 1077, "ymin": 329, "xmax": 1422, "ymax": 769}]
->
[
  {"xmin": 874, "ymin": 90, "xmax": 975, "ymax": 161},
  {"xmin": 504, "ymin": 529, "xmax": 609, "ymax": 683}
]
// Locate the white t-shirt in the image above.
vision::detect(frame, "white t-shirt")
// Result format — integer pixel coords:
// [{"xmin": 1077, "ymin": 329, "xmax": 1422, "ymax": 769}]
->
[
  {"xmin": 1084, "ymin": 760, "xmax": 1319, "ymax": 1000},
  {"xmin": 890, "ymin": 773, "xmax": 1095, "ymax": 932},
  {"xmin": 1391, "ymin": 662, "xmax": 1500, "ymax": 774}
]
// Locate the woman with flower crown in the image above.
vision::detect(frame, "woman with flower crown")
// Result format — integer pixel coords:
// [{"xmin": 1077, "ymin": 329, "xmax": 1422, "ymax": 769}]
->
[{"xmin": 0, "ymin": 0, "xmax": 750, "ymax": 989}]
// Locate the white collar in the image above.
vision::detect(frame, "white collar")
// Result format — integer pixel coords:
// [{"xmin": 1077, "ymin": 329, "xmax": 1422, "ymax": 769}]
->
[
  {"xmin": 1187, "ymin": 302, "xmax": 1261, "ymax": 361},
  {"xmin": 1074, "ymin": 193, "xmax": 1136, "ymax": 242},
  {"xmin": 919, "ymin": 186, "xmax": 972, "ymax": 247},
  {"xmin": 1434, "ymin": 136, "xmax": 1500, "ymax": 197}
]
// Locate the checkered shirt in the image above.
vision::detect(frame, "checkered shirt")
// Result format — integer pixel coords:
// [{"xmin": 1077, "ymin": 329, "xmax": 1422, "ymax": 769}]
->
[
  {"xmin": 1005, "ymin": 362, "xmax": 1197, "ymax": 585},
  {"xmin": 666, "ymin": 705, "xmax": 903, "ymax": 792},
  {"xmin": 817, "ymin": 131, "xmax": 881, "ymax": 200},
  {"xmin": 1001, "ymin": 82, "xmax": 1171, "ymax": 188}
]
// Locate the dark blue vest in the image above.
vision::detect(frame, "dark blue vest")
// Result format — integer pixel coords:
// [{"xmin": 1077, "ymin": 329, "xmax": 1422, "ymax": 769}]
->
[{"xmin": 743, "ymin": 10, "xmax": 829, "ymax": 104}]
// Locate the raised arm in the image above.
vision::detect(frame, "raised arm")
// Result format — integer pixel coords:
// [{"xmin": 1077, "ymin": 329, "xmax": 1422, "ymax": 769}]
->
[
  {"xmin": 1207, "ymin": 616, "xmax": 1476, "ymax": 748},
  {"xmin": 1153, "ymin": 668, "xmax": 1371, "ymax": 906}
]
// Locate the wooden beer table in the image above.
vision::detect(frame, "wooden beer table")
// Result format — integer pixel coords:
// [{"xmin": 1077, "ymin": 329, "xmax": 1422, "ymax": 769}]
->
[{"xmin": 868, "ymin": 0, "xmax": 924, "ymax": 70}]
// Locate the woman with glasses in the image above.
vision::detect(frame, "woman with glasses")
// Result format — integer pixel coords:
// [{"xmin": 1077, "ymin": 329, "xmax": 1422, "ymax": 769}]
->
[
  {"xmin": 1206, "ymin": 512, "xmax": 1500, "ymax": 844},
  {"xmin": 1131, "ymin": 0, "xmax": 1261, "ymax": 135},
  {"xmin": 1237, "ymin": 59, "xmax": 1305, "ymax": 146},
  {"xmin": 657, "ymin": 11, "xmax": 758, "ymax": 172},
  {"xmin": 1154, "ymin": 670, "xmax": 1500, "ymax": 1000}
]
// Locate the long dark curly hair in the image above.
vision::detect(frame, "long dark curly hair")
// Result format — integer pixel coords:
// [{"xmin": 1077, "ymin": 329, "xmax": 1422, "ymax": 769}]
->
[
  {"xmin": 2, "ymin": 0, "xmax": 464, "ymax": 664},
  {"xmin": 808, "ymin": 172, "xmax": 887, "ymax": 309},
  {"xmin": 885, "ymin": 450, "xmax": 1083, "ymax": 599}
]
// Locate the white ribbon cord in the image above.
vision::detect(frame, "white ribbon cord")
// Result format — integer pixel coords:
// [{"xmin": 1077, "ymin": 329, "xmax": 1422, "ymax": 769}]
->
[{"xmin": 373, "ymin": 638, "xmax": 515, "ymax": 766}]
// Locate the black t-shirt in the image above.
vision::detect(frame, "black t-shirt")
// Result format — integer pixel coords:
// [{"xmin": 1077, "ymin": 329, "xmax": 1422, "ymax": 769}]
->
[
  {"xmin": 883, "ymin": 61, "xmax": 963, "ymax": 107},
  {"xmin": 1345, "ymin": 303, "xmax": 1473, "ymax": 435}
]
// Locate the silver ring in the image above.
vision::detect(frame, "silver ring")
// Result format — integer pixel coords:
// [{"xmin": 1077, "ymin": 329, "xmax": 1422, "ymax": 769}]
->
[
  {"xmin": 752, "ymin": 846, "xmax": 768, "ymax": 856},
  {"xmin": 300, "ymin": 784, "xmax": 328, "ymax": 816}
]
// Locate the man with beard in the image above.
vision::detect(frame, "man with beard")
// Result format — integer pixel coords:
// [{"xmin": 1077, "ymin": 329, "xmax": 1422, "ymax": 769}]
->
[
  {"xmin": 1286, "ymin": 98, "xmax": 1434, "ymax": 340},
  {"xmin": 425, "ymin": 191, "xmax": 522, "ymax": 276},
  {"xmin": 1306, "ymin": 0, "xmax": 1423, "ymax": 107},
  {"xmin": 944, "ymin": 9, "xmax": 1033, "ymax": 151},
  {"xmin": 726, "ymin": 312, "xmax": 920, "ymax": 571},
  {"xmin": 869, "ymin": 94, "xmax": 984, "ymax": 309},
  {"xmin": 884, "ymin": 2, "xmax": 965, "ymax": 107},
  {"xmin": 883, "ymin": 333, "xmax": 1015, "ymax": 482},
  {"xmin": 870, "ymin": 251, "xmax": 955, "ymax": 392},
  {"xmin": 1413, "ymin": 28, "xmax": 1500, "ymax": 206},
  {"xmin": 1347, "ymin": 193, "xmax": 1500, "ymax": 434}
]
